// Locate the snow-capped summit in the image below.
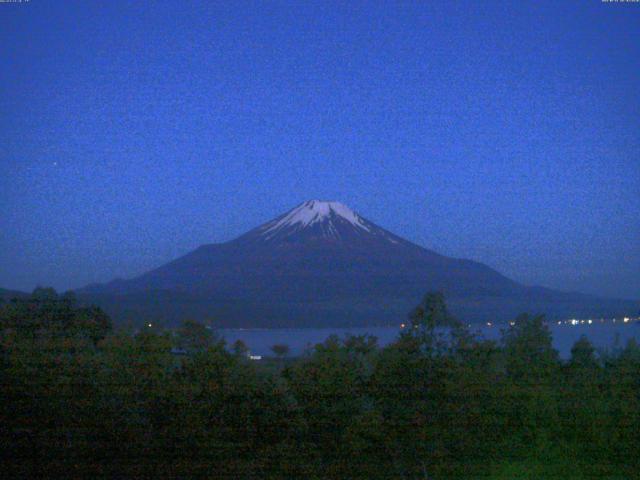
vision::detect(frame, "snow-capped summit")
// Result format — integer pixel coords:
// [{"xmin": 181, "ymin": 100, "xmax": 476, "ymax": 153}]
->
[
  {"xmin": 249, "ymin": 200, "xmax": 402, "ymax": 244},
  {"xmin": 262, "ymin": 200, "xmax": 369, "ymax": 237},
  {"xmin": 266, "ymin": 200, "xmax": 369, "ymax": 231}
]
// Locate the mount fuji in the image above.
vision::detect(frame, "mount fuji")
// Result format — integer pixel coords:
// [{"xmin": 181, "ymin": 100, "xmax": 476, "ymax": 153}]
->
[{"xmin": 79, "ymin": 200, "xmax": 638, "ymax": 328}]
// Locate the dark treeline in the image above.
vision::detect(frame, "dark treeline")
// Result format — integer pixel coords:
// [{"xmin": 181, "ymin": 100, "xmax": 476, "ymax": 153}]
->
[{"xmin": 1, "ymin": 289, "xmax": 639, "ymax": 479}]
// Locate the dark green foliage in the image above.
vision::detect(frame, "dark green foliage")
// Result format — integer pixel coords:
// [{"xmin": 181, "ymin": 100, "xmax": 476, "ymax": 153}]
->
[
  {"xmin": 501, "ymin": 313, "xmax": 559, "ymax": 381},
  {"xmin": 403, "ymin": 291, "xmax": 471, "ymax": 358},
  {"xmin": 570, "ymin": 335, "xmax": 598, "ymax": 368},
  {"xmin": 284, "ymin": 335, "xmax": 372, "ymax": 476},
  {"xmin": 175, "ymin": 318, "xmax": 219, "ymax": 353},
  {"xmin": 231, "ymin": 338, "xmax": 249, "ymax": 357},
  {"xmin": 409, "ymin": 291, "xmax": 452, "ymax": 330},
  {"xmin": 0, "ymin": 289, "xmax": 638, "ymax": 478},
  {"xmin": 0, "ymin": 288, "xmax": 112, "ymax": 343},
  {"xmin": 343, "ymin": 333, "xmax": 378, "ymax": 355}
]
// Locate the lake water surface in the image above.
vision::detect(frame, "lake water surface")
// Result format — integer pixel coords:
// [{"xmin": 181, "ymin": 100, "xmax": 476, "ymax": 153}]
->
[{"xmin": 220, "ymin": 322, "xmax": 640, "ymax": 359}]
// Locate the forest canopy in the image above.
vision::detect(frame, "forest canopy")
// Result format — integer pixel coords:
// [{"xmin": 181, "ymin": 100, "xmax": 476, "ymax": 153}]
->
[{"xmin": 1, "ymin": 289, "xmax": 638, "ymax": 479}]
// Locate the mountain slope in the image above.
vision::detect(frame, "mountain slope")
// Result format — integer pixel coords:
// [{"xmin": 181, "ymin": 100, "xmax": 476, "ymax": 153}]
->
[
  {"xmin": 0, "ymin": 288, "xmax": 28, "ymax": 303},
  {"xmin": 79, "ymin": 200, "xmax": 639, "ymax": 327}
]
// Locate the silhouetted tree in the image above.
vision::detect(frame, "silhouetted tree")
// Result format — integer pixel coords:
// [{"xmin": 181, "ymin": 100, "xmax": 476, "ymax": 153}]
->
[
  {"xmin": 176, "ymin": 319, "xmax": 215, "ymax": 353},
  {"xmin": 343, "ymin": 333, "xmax": 378, "ymax": 356},
  {"xmin": 502, "ymin": 313, "xmax": 559, "ymax": 381},
  {"xmin": 402, "ymin": 291, "xmax": 469, "ymax": 357},
  {"xmin": 569, "ymin": 335, "xmax": 598, "ymax": 368},
  {"xmin": 271, "ymin": 343, "xmax": 289, "ymax": 359},
  {"xmin": 231, "ymin": 339, "xmax": 249, "ymax": 357}
]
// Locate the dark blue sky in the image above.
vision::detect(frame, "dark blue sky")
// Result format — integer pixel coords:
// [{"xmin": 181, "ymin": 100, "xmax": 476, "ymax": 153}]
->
[{"xmin": 1, "ymin": 1, "xmax": 639, "ymax": 299}]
